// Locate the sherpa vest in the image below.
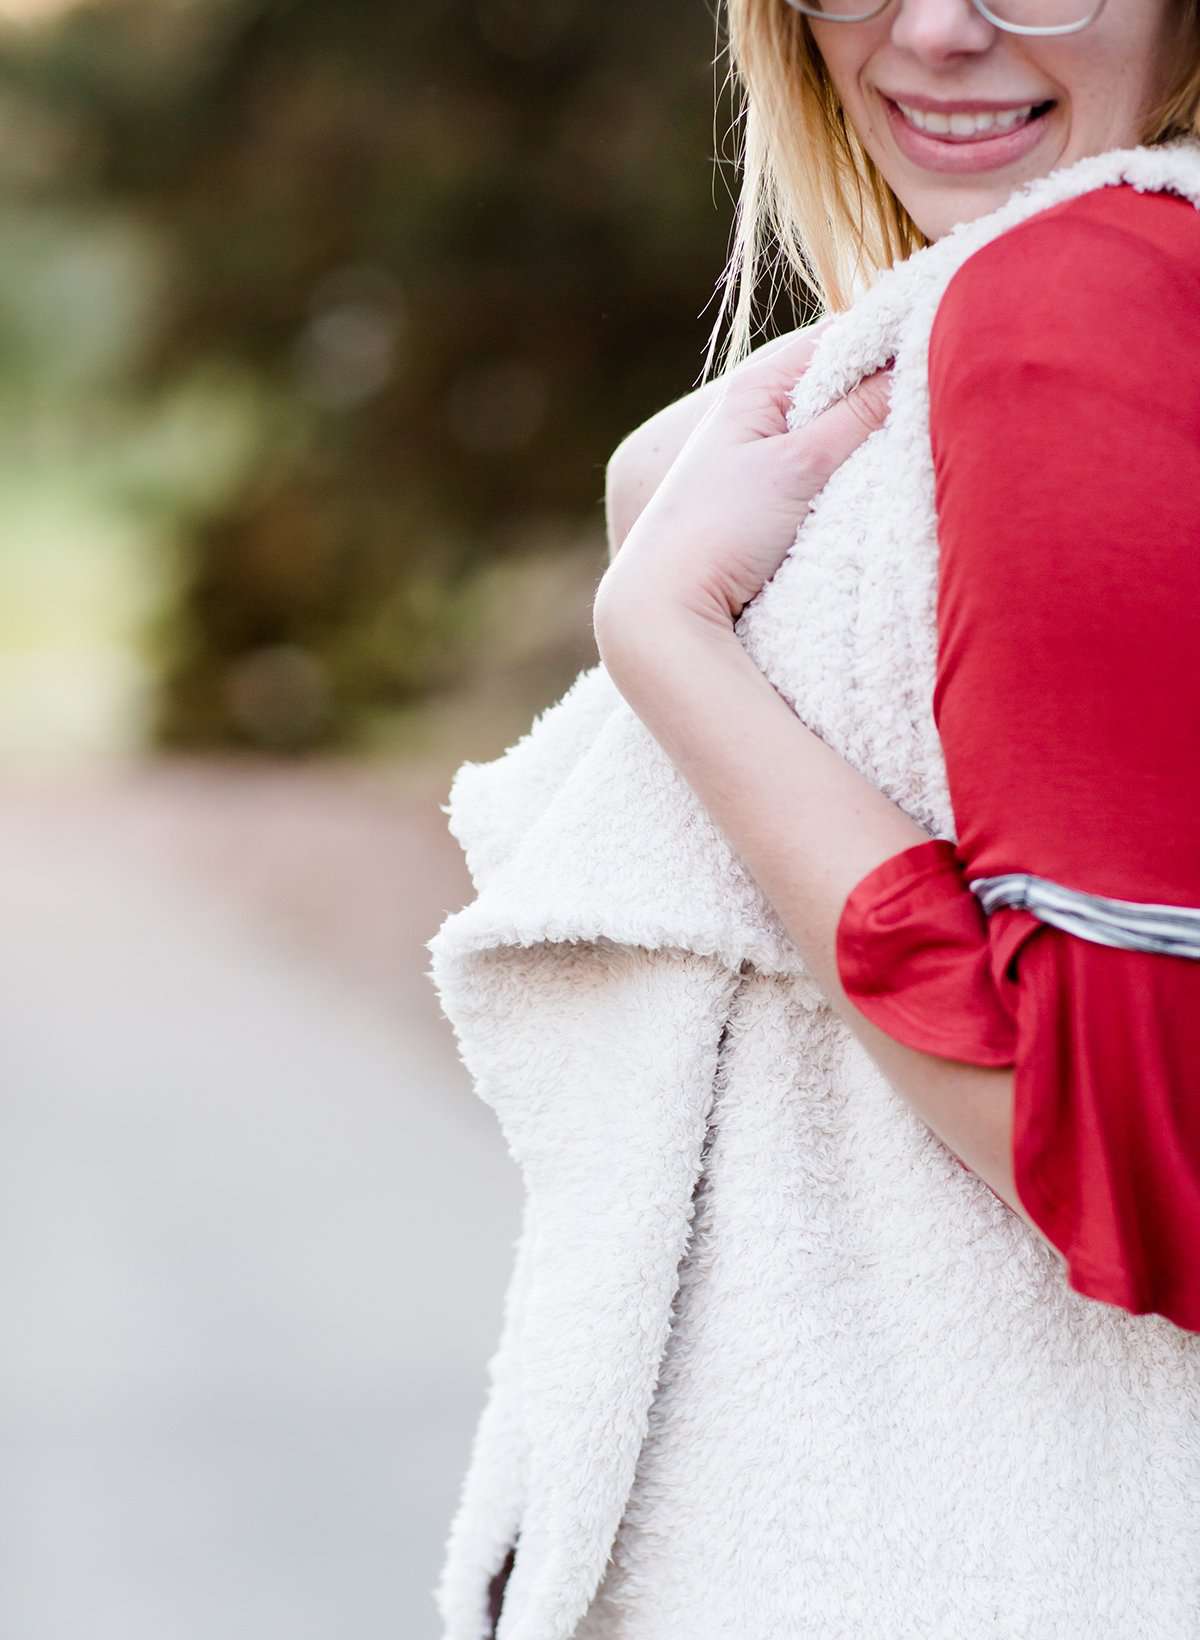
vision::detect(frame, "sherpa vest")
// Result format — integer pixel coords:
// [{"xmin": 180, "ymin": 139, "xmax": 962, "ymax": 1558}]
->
[{"xmin": 426, "ymin": 141, "xmax": 1200, "ymax": 1640}]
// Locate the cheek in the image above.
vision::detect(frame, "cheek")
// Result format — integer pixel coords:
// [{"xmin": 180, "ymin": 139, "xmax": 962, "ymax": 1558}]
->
[
  {"xmin": 1064, "ymin": 50, "xmax": 1153, "ymax": 132},
  {"xmin": 1063, "ymin": 14, "xmax": 1175, "ymax": 115},
  {"xmin": 807, "ymin": 26, "xmax": 877, "ymax": 115}
]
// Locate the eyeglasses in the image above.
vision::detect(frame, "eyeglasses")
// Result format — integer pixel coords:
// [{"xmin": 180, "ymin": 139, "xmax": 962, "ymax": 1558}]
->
[{"xmin": 783, "ymin": 0, "xmax": 1108, "ymax": 35}]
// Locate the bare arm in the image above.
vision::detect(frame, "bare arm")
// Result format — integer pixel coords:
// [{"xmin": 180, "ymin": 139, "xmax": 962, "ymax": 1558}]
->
[
  {"xmin": 594, "ymin": 332, "xmax": 1064, "ymax": 1268},
  {"xmin": 604, "ymin": 327, "xmax": 825, "ymax": 562},
  {"xmin": 595, "ymin": 612, "xmax": 1064, "ymax": 1265}
]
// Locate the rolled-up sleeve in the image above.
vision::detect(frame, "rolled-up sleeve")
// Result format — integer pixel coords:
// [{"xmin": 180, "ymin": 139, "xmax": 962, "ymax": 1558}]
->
[
  {"xmin": 836, "ymin": 837, "xmax": 1020, "ymax": 1066},
  {"xmin": 835, "ymin": 183, "xmax": 1200, "ymax": 1332}
]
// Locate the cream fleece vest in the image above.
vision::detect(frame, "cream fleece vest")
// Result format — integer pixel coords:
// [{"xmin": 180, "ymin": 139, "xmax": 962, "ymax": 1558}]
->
[{"xmin": 426, "ymin": 141, "xmax": 1200, "ymax": 1640}]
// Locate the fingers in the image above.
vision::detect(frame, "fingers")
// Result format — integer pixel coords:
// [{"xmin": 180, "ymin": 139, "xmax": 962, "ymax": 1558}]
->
[
  {"xmin": 710, "ymin": 319, "xmax": 840, "ymax": 436},
  {"xmin": 824, "ymin": 363, "xmax": 893, "ymax": 438},
  {"xmin": 846, "ymin": 365, "xmax": 894, "ymax": 432},
  {"xmin": 789, "ymin": 364, "xmax": 894, "ymax": 493},
  {"xmin": 755, "ymin": 318, "xmax": 834, "ymax": 386},
  {"xmin": 736, "ymin": 317, "xmax": 833, "ymax": 375},
  {"xmin": 722, "ymin": 317, "xmax": 833, "ymax": 396}
]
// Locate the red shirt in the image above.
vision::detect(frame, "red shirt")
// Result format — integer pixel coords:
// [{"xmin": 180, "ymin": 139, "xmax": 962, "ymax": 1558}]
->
[{"xmin": 835, "ymin": 183, "xmax": 1200, "ymax": 1334}]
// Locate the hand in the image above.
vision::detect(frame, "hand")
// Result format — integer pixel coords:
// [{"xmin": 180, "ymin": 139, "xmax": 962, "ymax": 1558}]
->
[
  {"xmin": 605, "ymin": 318, "xmax": 836, "ymax": 563},
  {"xmin": 593, "ymin": 330, "xmax": 893, "ymax": 652}
]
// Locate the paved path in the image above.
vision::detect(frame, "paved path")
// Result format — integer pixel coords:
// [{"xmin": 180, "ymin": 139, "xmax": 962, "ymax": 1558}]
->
[{"xmin": 0, "ymin": 763, "xmax": 521, "ymax": 1640}]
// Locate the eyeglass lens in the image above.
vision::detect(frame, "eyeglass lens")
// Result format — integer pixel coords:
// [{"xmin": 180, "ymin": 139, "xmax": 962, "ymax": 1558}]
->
[{"xmin": 797, "ymin": 0, "xmax": 1100, "ymax": 28}]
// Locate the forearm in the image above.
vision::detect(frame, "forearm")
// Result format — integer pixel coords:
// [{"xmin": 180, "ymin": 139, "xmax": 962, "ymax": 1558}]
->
[{"xmin": 597, "ymin": 610, "xmax": 1062, "ymax": 1260}]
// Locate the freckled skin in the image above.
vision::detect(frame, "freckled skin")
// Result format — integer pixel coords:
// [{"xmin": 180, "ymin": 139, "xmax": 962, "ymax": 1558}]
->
[{"xmin": 809, "ymin": 0, "xmax": 1181, "ymax": 240}]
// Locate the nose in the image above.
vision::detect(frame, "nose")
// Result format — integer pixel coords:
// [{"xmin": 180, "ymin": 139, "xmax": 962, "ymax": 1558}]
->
[{"xmin": 889, "ymin": 0, "xmax": 996, "ymax": 61}]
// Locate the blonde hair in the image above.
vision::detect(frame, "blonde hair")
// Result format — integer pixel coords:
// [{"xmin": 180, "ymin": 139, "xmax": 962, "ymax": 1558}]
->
[{"xmin": 702, "ymin": 0, "xmax": 1200, "ymax": 382}]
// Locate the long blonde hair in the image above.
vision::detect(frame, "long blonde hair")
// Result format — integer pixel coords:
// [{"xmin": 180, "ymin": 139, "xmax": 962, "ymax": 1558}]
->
[{"xmin": 702, "ymin": 0, "xmax": 1200, "ymax": 381}]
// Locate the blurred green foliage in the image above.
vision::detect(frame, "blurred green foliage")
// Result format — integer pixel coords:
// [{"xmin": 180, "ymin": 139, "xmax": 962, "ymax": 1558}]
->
[{"xmin": 0, "ymin": 0, "xmax": 773, "ymax": 753}]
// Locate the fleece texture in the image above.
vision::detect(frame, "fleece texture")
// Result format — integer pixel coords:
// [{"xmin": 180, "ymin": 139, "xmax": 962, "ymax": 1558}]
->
[{"xmin": 426, "ymin": 142, "xmax": 1200, "ymax": 1640}]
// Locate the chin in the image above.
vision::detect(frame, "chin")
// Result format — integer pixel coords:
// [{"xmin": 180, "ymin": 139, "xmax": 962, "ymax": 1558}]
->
[
  {"xmin": 912, "ymin": 190, "xmax": 1011, "ymax": 241},
  {"xmin": 905, "ymin": 145, "xmax": 1096, "ymax": 243},
  {"xmin": 908, "ymin": 175, "xmax": 1052, "ymax": 242}
]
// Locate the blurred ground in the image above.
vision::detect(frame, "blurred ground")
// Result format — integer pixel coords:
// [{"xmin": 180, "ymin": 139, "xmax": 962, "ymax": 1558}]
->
[
  {"xmin": 0, "ymin": 758, "xmax": 521, "ymax": 1640},
  {"xmin": 0, "ymin": 6, "xmax": 718, "ymax": 1635}
]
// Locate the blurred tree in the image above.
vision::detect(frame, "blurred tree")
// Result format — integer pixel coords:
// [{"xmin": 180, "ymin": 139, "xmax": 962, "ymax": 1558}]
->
[{"xmin": 0, "ymin": 0, "xmax": 790, "ymax": 752}]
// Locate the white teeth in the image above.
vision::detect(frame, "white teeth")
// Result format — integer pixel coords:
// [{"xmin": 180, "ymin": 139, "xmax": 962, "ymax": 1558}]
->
[{"xmin": 896, "ymin": 101, "xmax": 1038, "ymax": 138}]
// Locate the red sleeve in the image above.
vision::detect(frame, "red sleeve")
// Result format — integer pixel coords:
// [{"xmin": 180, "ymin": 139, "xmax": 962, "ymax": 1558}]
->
[{"xmin": 835, "ymin": 183, "xmax": 1200, "ymax": 1332}]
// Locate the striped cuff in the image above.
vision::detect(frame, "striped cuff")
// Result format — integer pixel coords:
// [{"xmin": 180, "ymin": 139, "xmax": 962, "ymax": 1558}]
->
[{"xmin": 968, "ymin": 873, "xmax": 1200, "ymax": 960}]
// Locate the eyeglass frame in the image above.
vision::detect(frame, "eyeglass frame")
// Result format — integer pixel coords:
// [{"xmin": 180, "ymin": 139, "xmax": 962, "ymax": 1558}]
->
[{"xmin": 782, "ymin": 0, "xmax": 1109, "ymax": 37}]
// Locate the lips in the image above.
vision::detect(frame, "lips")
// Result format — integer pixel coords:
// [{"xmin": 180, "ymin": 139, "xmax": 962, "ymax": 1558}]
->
[{"xmin": 881, "ymin": 92, "xmax": 1057, "ymax": 175}]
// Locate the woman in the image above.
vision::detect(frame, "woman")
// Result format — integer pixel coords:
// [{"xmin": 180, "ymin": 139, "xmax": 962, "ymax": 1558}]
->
[{"xmin": 429, "ymin": 2, "xmax": 1200, "ymax": 1636}]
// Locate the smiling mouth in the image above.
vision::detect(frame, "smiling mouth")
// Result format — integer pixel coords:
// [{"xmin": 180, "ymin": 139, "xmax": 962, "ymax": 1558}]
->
[{"xmin": 889, "ymin": 97, "xmax": 1058, "ymax": 143}]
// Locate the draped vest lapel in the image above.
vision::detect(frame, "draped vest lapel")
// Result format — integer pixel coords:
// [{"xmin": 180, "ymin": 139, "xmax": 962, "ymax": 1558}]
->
[{"xmin": 427, "ymin": 140, "xmax": 1200, "ymax": 1640}]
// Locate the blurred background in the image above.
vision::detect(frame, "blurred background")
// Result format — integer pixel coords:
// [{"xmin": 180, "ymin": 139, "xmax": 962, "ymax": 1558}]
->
[{"xmin": 0, "ymin": 1, "xmax": 765, "ymax": 1635}]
